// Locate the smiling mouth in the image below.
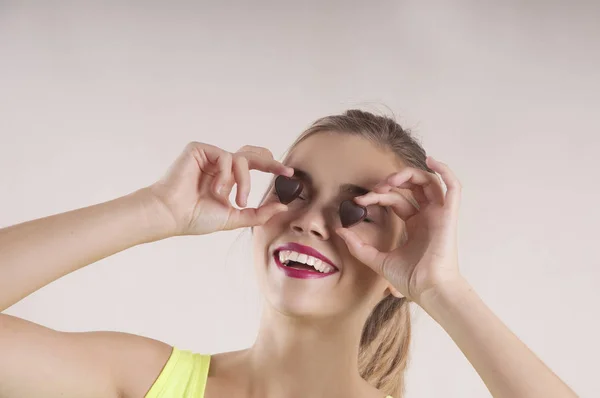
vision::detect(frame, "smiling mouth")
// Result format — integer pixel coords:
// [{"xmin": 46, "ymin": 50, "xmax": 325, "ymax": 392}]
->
[{"xmin": 273, "ymin": 250, "xmax": 338, "ymax": 279}]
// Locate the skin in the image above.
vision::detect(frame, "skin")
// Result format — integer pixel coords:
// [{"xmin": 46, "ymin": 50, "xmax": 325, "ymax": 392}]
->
[
  {"xmin": 0, "ymin": 134, "xmax": 578, "ymax": 398},
  {"xmin": 206, "ymin": 132, "xmax": 407, "ymax": 398}
]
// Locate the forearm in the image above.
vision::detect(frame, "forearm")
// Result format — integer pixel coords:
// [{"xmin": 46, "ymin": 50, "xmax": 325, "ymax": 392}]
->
[
  {"xmin": 420, "ymin": 277, "xmax": 578, "ymax": 398},
  {"xmin": 0, "ymin": 187, "xmax": 173, "ymax": 311}
]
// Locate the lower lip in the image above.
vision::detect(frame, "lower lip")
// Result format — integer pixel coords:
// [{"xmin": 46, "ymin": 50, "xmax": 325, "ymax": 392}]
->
[{"xmin": 273, "ymin": 252, "xmax": 338, "ymax": 279}]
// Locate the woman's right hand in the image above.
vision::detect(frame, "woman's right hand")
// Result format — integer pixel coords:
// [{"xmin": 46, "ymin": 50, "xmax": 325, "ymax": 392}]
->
[{"xmin": 147, "ymin": 142, "xmax": 294, "ymax": 237}]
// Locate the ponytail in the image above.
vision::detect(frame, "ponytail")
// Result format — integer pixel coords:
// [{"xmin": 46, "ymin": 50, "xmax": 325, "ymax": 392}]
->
[{"xmin": 358, "ymin": 296, "xmax": 412, "ymax": 397}]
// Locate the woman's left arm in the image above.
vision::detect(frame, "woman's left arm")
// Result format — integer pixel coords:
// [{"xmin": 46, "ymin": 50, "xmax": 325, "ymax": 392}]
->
[
  {"xmin": 336, "ymin": 156, "xmax": 578, "ymax": 398},
  {"xmin": 420, "ymin": 275, "xmax": 578, "ymax": 398}
]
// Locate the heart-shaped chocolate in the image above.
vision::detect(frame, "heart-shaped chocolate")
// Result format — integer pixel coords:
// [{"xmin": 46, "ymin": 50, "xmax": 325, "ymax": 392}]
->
[
  {"xmin": 339, "ymin": 200, "xmax": 367, "ymax": 228},
  {"xmin": 274, "ymin": 175, "xmax": 304, "ymax": 204}
]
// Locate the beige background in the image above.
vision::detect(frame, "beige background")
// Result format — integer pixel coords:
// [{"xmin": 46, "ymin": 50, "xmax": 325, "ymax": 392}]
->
[{"xmin": 1, "ymin": 1, "xmax": 598, "ymax": 396}]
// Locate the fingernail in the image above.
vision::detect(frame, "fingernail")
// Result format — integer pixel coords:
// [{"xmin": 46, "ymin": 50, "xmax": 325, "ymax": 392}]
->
[{"xmin": 215, "ymin": 184, "xmax": 223, "ymax": 194}]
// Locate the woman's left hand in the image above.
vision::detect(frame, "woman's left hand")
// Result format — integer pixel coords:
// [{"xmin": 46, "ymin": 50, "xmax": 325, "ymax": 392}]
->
[{"xmin": 335, "ymin": 157, "xmax": 463, "ymax": 305}]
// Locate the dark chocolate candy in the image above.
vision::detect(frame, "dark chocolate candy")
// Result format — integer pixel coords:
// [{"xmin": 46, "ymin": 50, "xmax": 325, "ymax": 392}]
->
[
  {"xmin": 274, "ymin": 174, "xmax": 368, "ymax": 228},
  {"xmin": 274, "ymin": 175, "xmax": 304, "ymax": 205},
  {"xmin": 339, "ymin": 199, "xmax": 368, "ymax": 228}
]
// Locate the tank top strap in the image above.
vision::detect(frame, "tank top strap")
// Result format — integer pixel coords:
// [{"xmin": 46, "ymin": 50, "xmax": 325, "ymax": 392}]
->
[{"xmin": 145, "ymin": 347, "xmax": 211, "ymax": 398}]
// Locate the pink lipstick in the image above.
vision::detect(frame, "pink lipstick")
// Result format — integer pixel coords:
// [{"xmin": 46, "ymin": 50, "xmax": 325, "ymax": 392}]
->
[{"xmin": 273, "ymin": 242, "xmax": 338, "ymax": 279}]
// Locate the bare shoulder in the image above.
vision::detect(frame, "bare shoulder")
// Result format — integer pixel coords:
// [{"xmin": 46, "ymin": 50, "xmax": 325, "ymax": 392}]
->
[
  {"xmin": 0, "ymin": 313, "xmax": 173, "ymax": 398},
  {"xmin": 82, "ymin": 330, "xmax": 174, "ymax": 398}
]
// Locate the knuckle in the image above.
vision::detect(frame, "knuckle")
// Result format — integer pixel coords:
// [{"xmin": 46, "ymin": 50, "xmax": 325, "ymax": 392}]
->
[
  {"xmin": 256, "ymin": 147, "xmax": 275, "ymax": 159},
  {"xmin": 389, "ymin": 169, "xmax": 409, "ymax": 183},
  {"xmin": 187, "ymin": 141, "xmax": 210, "ymax": 150},
  {"xmin": 185, "ymin": 141, "xmax": 202, "ymax": 152},
  {"xmin": 380, "ymin": 255, "xmax": 392, "ymax": 277},
  {"xmin": 256, "ymin": 146, "xmax": 274, "ymax": 159},
  {"xmin": 237, "ymin": 145, "xmax": 274, "ymax": 159},
  {"xmin": 234, "ymin": 154, "xmax": 249, "ymax": 166},
  {"xmin": 236, "ymin": 145, "xmax": 253, "ymax": 153},
  {"xmin": 266, "ymin": 151, "xmax": 275, "ymax": 160},
  {"xmin": 222, "ymin": 151, "xmax": 233, "ymax": 161},
  {"xmin": 184, "ymin": 141, "xmax": 209, "ymax": 159}
]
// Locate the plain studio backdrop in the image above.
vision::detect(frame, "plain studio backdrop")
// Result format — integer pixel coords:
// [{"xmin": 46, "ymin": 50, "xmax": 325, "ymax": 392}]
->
[{"xmin": 1, "ymin": 1, "xmax": 598, "ymax": 397}]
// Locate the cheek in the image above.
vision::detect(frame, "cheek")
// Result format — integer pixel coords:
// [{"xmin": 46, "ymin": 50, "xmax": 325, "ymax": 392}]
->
[
  {"xmin": 339, "ymin": 229, "xmax": 395, "ymax": 295},
  {"xmin": 350, "ymin": 223, "xmax": 392, "ymax": 253},
  {"xmin": 340, "ymin": 246, "xmax": 383, "ymax": 291},
  {"xmin": 250, "ymin": 213, "xmax": 286, "ymax": 277},
  {"xmin": 251, "ymin": 227, "xmax": 273, "ymax": 298},
  {"xmin": 339, "ymin": 264, "xmax": 388, "ymax": 313},
  {"xmin": 362, "ymin": 217, "xmax": 404, "ymax": 253},
  {"xmin": 251, "ymin": 227, "xmax": 267, "ymax": 266}
]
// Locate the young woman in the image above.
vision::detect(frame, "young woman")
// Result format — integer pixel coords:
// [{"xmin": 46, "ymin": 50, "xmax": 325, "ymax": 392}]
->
[{"xmin": 0, "ymin": 110, "xmax": 577, "ymax": 398}]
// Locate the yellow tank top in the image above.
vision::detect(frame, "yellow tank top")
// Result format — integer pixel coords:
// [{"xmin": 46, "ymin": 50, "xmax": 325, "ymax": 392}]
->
[
  {"xmin": 145, "ymin": 347, "xmax": 394, "ymax": 398},
  {"xmin": 145, "ymin": 348, "xmax": 210, "ymax": 398}
]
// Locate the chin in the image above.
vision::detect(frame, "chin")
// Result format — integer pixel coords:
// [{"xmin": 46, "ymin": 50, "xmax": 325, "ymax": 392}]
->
[
  {"xmin": 256, "ymin": 262, "xmax": 350, "ymax": 320},
  {"xmin": 251, "ymin": 235, "xmax": 367, "ymax": 321},
  {"xmin": 264, "ymin": 284, "xmax": 342, "ymax": 319}
]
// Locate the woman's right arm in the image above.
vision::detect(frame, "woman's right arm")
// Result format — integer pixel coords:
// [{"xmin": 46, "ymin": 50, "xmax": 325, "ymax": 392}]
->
[
  {"xmin": 0, "ymin": 188, "xmax": 177, "ymax": 398},
  {"xmin": 0, "ymin": 142, "xmax": 291, "ymax": 398},
  {"xmin": 0, "ymin": 187, "xmax": 174, "ymax": 312}
]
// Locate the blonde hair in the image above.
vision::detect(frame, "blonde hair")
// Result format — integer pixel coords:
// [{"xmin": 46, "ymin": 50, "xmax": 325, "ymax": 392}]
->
[{"xmin": 254, "ymin": 109, "xmax": 433, "ymax": 397}]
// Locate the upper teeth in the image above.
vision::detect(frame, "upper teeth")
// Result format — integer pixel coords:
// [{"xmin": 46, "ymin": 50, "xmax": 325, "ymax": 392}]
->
[{"xmin": 278, "ymin": 250, "xmax": 335, "ymax": 273}]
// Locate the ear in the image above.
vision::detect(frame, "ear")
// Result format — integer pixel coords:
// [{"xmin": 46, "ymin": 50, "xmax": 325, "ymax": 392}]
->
[{"xmin": 386, "ymin": 284, "xmax": 404, "ymax": 299}]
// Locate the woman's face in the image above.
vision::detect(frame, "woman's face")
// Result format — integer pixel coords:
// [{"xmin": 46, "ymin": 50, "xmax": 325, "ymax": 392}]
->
[{"xmin": 252, "ymin": 132, "xmax": 408, "ymax": 320}]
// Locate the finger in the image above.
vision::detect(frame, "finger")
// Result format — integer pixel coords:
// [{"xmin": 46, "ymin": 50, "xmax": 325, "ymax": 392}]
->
[
  {"xmin": 243, "ymin": 151, "xmax": 294, "ymax": 177},
  {"xmin": 212, "ymin": 151, "xmax": 233, "ymax": 195},
  {"xmin": 189, "ymin": 142, "xmax": 234, "ymax": 195},
  {"xmin": 374, "ymin": 171, "xmax": 400, "ymax": 190},
  {"xmin": 386, "ymin": 168, "xmax": 444, "ymax": 206},
  {"xmin": 373, "ymin": 184, "xmax": 391, "ymax": 193},
  {"xmin": 236, "ymin": 145, "xmax": 274, "ymax": 159},
  {"xmin": 354, "ymin": 190, "xmax": 419, "ymax": 220},
  {"xmin": 372, "ymin": 181, "xmax": 393, "ymax": 193},
  {"xmin": 335, "ymin": 227, "xmax": 389, "ymax": 276},
  {"xmin": 372, "ymin": 180, "xmax": 427, "ymax": 204},
  {"xmin": 390, "ymin": 182, "xmax": 428, "ymax": 205},
  {"xmin": 232, "ymin": 155, "xmax": 250, "ymax": 207},
  {"xmin": 225, "ymin": 202, "xmax": 288, "ymax": 230},
  {"xmin": 373, "ymin": 171, "xmax": 419, "ymax": 192},
  {"xmin": 426, "ymin": 157, "xmax": 461, "ymax": 213}
]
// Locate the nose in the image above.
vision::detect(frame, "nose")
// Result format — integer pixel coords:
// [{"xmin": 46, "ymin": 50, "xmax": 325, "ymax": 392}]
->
[{"xmin": 289, "ymin": 207, "xmax": 330, "ymax": 240}]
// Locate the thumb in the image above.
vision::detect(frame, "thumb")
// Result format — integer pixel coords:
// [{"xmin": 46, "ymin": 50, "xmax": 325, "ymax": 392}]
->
[
  {"xmin": 225, "ymin": 202, "xmax": 288, "ymax": 230},
  {"xmin": 336, "ymin": 228, "xmax": 388, "ymax": 276}
]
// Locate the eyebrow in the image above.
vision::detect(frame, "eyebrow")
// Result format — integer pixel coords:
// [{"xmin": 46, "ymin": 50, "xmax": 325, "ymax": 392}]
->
[{"xmin": 291, "ymin": 168, "xmax": 389, "ymax": 213}]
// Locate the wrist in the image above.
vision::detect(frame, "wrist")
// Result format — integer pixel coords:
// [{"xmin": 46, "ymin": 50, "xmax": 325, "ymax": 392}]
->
[
  {"xmin": 132, "ymin": 186, "xmax": 179, "ymax": 242},
  {"xmin": 417, "ymin": 275, "xmax": 474, "ymax": 315}
]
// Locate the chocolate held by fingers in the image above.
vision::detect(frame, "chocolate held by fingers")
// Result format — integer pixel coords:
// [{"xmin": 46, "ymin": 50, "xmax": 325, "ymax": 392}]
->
[
  {"xmin": 339, "ymin": 200, "xmax": 367, "ymax": 228},
  {"xmin": 274, "ymin": 175, "xmax": 304, "ymax": 205}
]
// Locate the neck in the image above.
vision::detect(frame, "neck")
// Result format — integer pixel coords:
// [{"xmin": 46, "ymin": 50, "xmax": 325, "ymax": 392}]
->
[{"xmin": 246, "ymin": 306, "xmax": 372, "ymax": 398}]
